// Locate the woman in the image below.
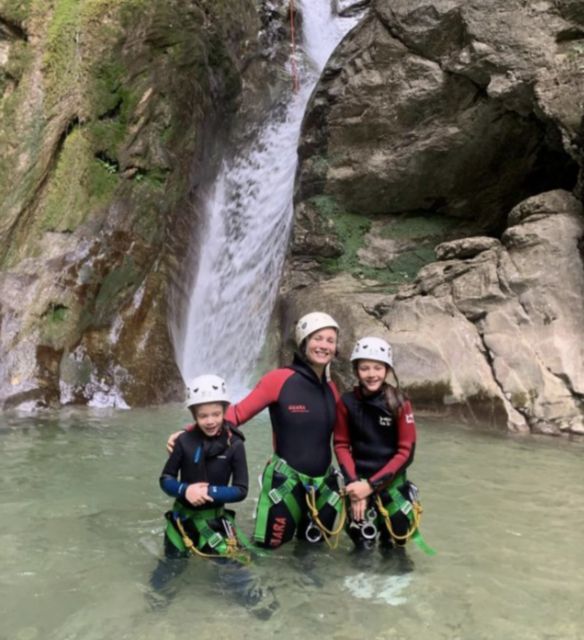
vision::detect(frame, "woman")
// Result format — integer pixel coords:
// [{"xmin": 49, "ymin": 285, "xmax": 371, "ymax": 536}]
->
[
  {"xmin": 167, "ymin": 312, "xmax": 344, "ymax": 549},
  {"xmin": 334, "ymin": 336, "xmax": 434, "ymax": 556}
]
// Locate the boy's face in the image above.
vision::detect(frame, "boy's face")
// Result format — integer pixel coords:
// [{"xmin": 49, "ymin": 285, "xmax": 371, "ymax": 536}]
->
[
  {"xmin": 356, "ymin": 360, "xmax": 388, "ymax": 394},
  {"xmin": 193, "ymin": 403, "xmax": 225, "ymax": 437}
]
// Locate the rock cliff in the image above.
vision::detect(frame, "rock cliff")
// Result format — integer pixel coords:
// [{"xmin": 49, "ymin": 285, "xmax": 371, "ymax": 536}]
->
[{"xmin": 283, "ymin": 0, "xmax": 584, "ymax": 434}]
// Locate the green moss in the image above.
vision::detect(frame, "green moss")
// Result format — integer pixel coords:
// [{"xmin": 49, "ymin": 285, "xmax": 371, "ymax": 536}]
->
[
  {"xmin": 380, "ymin": 214, "xmax": 458, "ymax": 240},
  {"xmin": 43, "ymin": 0, "xmax": 81, "ymax": 105},
  {"xmin": 46, "ymin": 303, "xmax": 68, "ymax": 323},
  {"xmin": 93, "ymin": 256, "xmax": 141, "ymax": 323},
  {"xmin": 40, "ymin": 302, "xmax": 77, "ymax": 347},
  {"xmin": 41, "ymin": 127, "xmax": 119, "ymax": 232},
  {"xmin": 0, "ymin": 0, "xmax": 33, "ymax": 23},
  {"xmin": 310, "ymin": 196, "xmax": 440, "ymax": 290}
]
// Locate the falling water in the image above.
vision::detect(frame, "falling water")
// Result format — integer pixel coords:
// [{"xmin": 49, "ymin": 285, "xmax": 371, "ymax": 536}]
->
[{"xmin": 175, "ymin": 0, "xmax": 362, "ymax": 391}]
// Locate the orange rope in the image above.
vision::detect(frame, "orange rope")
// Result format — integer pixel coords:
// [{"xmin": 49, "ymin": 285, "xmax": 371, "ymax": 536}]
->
[{"xmin": 289, "ymin": 0, "xmax": 300, "ymax": 92}]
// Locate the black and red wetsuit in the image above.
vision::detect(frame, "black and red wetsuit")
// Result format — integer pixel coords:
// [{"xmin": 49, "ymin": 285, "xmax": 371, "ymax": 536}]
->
[
  {"xmin": 226, "ymin": 354, "xmax": 339, "ymax": 477},
  {"xmin": 334, "ymin": 385, "xmax": 416, "ymax": 490},
  {"xmin": 226, "ymin": 354, "xmax": 340, "ymax": 547},
  {"xmin": 334, "ymin": 385, "xmax": 417, "ymax": 549}
]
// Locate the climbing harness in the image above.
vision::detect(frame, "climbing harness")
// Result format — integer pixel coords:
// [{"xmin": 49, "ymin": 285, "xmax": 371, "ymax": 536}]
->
[
  {"xmin": 374, "ymin": 475, "xmax": 436, "ymax": 556},
  {"xmin": 305, "ymin": 481, "xmax": 347, "ymax": 550},
  {"xmin": 165, "ymin": 503, "xmax": 252, "ymax": 565},
  {"xmin": 254, "ymin": 455, "xmax": 346, "ymax": 549}
]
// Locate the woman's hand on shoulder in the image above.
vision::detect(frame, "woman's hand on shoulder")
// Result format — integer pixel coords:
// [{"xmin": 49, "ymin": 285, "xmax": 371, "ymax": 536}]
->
[
  {"xmin": 185, "ymin": 482, "xmax": 212, "ymax": 506},
  {"xmin": 166, "ymin": 430, "xmax": 184, "ymax": 454}
]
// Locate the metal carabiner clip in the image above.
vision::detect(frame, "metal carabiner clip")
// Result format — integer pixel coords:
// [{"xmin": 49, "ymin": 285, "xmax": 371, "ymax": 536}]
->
[
  {"xmin": 305, "ymin": 520, "xmax": 323, "ymax": 544},
  {"xmin": 360, "ymin": 520, "xmax": 378, "ymax": 541}
]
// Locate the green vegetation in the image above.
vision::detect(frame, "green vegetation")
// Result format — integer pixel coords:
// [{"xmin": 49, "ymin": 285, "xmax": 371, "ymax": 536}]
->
[
  {"xmin": 0, "ymin": 0, "xmax": 33, "ymax": 23},
  {"xmin": 92, "ymin": 256, "xmax": 142, "ymax": 324},
  {"xmin": 41, "ymin": 128, "xmax": 119, "ymax": 232},
  {"xmin": 310, "ymin": 195, "xmax": 452, "ymax": 291},
  {"xmin": 379, "ymin": 213, "xmax": 458, "ymax": 240}
]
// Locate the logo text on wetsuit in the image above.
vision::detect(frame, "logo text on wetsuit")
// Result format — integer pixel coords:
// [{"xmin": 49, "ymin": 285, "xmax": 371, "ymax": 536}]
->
[
  {"xmin": 288, "ymin": 404, "xmax": 309, "ymax": 413},
  {"xmin": 379, "ymin": 416, "xmax": 392, "ymax": 427}
]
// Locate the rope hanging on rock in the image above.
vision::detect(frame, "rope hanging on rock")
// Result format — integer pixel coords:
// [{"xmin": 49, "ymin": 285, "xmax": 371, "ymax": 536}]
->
[{"xmin": 289, "ymin": 0, "xmax": 300, "ymax": 93}]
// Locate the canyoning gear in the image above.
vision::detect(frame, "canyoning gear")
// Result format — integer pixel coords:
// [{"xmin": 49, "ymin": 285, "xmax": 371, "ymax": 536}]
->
[
  {"xmin": 160, "ymin": 424, "xmax": 248, "ymax": 508},
  {"xmin": 212, "ymin": 353, "xmax": 340, "ymax": 548},
  {"xmin": 185, "ymin": 374, "xmax": 230, "ymax": 409},
  {"xmin": 375, "ymin": 475, "xmax": 435, "ymax": 556},
  {"xmin": 226, "ymin": 354, "xmax": 339, "ymax": 477},
  {"xmin": 345, "ymin": 475, "xmax": 434, "ymax": 556},
  {"xmin": 294, "ymin": 312, "xmax": 339, "ymax": 348},
  {"xmin": 165, "ymin": 503, "xmax": 252, "ymax": 564},
  {"xmin": 350, "ymin": 336, "xmax": 394, "ymax": 368},
  {"xmin": 253, "ymin": 455, "xmax": 345, "ymax": 549},
  {"xmin": 334, "ymin": 385, "xmax": 415, "ymax": 489}
]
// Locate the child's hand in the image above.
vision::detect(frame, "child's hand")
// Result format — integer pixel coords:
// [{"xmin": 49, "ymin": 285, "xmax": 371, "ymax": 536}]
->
[
  {"xmin": 346, "ymin": 480, "xmax": 373, "ymax": 502},
  {"xmin": 186, "ymin": 482, "xmax": 212, "ymax": 506},
  {"xmin": 351, "ymin": 498, "xmax": 368, "ymax": 522},
  {"xmin": 166, "ymin": 430, "xmax": 184, "ymax": 454}
]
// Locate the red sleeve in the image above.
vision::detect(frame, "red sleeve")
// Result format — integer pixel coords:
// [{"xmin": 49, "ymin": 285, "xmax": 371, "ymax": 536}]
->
[
  {"xmin": 328, "ymin": 380, "xmax": 340, "ymax": 402},
  {"xmin": 369, "ymin": 400, "xmax": 417, "ymax": 489},
  {"xmin": 333, "ymin": 397, "xmax": 359, "ymax": 482},
  {"xmin": 225, "ymin": 368, "xmax": 294, "ymax": 426}
]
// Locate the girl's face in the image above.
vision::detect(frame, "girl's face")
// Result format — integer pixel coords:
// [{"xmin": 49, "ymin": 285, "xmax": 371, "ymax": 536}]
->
[
  {"xmin": 305, "ymin": 328, "xmax": 338, "ymax": 367},
  {"xmin": 357, "ymin": 360, "xmax": 388, "ymax": 394},
  {"xmin": 193, "ymin": 402, "xmax": 225, "ymax": 437}
]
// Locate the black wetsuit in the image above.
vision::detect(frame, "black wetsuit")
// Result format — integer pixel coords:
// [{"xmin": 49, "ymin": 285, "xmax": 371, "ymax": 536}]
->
[
  {"xmin": 334, "ymin": 386, "xmax": 417, "ymax": 549},
  {"xmin": 160, "ymin": 423, "xmax": 248, "ymax": 509},
  {"xmin": 224, "ymin": 354, "xmax": 340, "ymax": 548}
]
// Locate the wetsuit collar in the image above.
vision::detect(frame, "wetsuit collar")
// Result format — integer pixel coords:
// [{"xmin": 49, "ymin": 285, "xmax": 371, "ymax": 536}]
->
[
  {"xmin": 291, "ymin": 352, "xmax": 328, "ymax": 384},
  {"xmin": 355, "ymin": 384, "xmax": 391, "ymax": 411}
]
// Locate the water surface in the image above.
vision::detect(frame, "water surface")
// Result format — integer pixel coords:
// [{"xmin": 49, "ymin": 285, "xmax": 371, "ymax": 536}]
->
[{"xmin": 1, "ymin": 407, "xmax": 583, "ymax": 640}]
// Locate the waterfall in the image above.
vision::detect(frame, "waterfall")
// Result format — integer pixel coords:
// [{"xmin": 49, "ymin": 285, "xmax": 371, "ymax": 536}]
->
[{"xmin": 174, "ymin": 0, "xmax": 362, "ymax": 395}]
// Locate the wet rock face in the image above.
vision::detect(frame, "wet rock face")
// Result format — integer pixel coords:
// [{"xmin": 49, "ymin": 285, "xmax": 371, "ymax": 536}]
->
[
  {"xmin": 297, "ymin": 0, "xmax": 580, "ymax": 228},
  {"xmin": 284, "ymin": 190, "xmax": 584, "ymax": 434},
  {"xmin": 282, "ymin": 0, "xmax": 584, "ymax": 433},
  {"xmin": 0, "ymin": 0, "xmax": 260, "ymax": 408}
]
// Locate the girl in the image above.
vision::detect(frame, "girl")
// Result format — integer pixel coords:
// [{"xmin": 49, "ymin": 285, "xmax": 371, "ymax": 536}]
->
[{"xmin": 334, "ymin": 337, "xmax": 434, "ymax": 555}]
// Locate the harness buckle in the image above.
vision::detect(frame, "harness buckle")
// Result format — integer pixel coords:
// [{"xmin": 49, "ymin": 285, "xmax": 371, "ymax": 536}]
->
[
  {"xmin": 327, "ymin": 491, "xmax": 341, "ymax": 507},
  {"xmin": 207, "ymin": 532, "xmax": 224, "ymax": 549},
  {"xmin": 274, "ymin": 458, "xmax": 288, "ymax": 474},
  {"xmin": 268, "ymin": 488, "xmax": 282, "ymax": 504},
  {"xmin": 400, "ymin": 501, "xmax": 413, "ymax": 516}
]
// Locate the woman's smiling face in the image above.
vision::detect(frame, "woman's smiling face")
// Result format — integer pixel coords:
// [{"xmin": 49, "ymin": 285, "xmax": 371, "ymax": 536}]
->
[{"xmin": 305, "ymin": 328, "xmax": 337, "ymax": 367}]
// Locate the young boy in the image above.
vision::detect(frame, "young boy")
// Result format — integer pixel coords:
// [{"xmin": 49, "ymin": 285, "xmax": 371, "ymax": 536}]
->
[{"xmin": 150, "ymin": 374, "xmax": 249, "ymax": 598}]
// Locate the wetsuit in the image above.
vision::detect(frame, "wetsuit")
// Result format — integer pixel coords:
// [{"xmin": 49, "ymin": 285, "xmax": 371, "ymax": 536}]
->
[
  {"xmin": 225, "ymin": 354, "xmax": 341, "ymax": 548},
  {"xmin": 159, "ymin": 422, "xmax": 248, "ymax": 555},
  {"xmin": 334, "ymin": 385, "xmax": 416, "ymax": 548},
  {"xmin": 150, "ymin": 424, "xmax": 277, "ymax": 616}
]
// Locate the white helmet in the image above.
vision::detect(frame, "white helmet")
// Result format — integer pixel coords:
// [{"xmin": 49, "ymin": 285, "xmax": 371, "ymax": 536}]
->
[
  {"xmin": 295, "ymin": 311, "xmax": 339, "ymax": 347},
  {"xmin": 350, "ymin": 336, "xmax": 393, "ymax": 368},
  {"xmin": 185, "ymin": 374, "xmax": 229, "ymax": 408}
]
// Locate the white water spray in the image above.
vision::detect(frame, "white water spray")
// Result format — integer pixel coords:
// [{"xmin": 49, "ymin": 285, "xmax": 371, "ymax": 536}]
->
[{"xmin": 175, "ymin": 1, "xmax": 362, "ymax": 392}]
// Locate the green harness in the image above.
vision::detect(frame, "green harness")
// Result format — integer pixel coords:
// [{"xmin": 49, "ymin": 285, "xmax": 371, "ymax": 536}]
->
[
  {"xmin": 376, "ymin": 474, "xmax": 436, "ymax": 556},
  {"xmin": 254, "ymin": 455, "xmax": 344, "ymax": 544},
  {"xmin": 165, "ymin": 502, "xmax": 253, "ymax": 558}
]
